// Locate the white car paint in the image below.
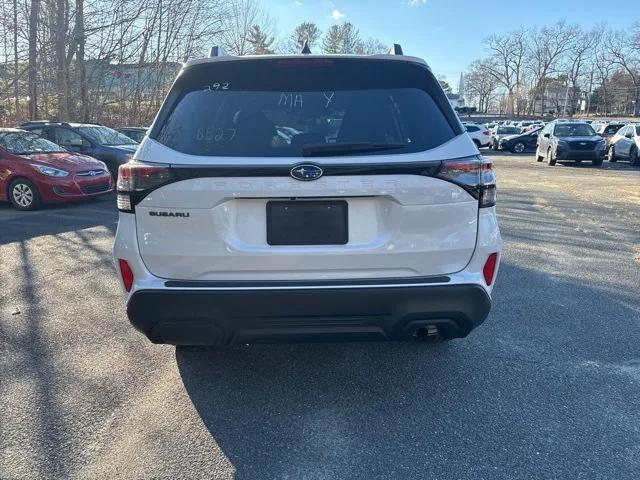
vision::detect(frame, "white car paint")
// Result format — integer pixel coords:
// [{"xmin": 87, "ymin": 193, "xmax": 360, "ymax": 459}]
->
[{"xmin": 112, "ymin": 53, "xmax": 502, "ymax": 344}]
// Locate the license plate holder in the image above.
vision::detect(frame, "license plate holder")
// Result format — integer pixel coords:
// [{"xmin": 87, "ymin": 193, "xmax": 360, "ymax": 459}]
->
[{"xmin": 266, "ymin": 200, "xmax": 348, "ymax": 246}]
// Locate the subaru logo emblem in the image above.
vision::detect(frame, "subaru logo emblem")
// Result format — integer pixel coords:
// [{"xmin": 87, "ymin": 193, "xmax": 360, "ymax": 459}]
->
[{"xmin": 290, "ymin": 163, "xmax": 323, "ymax": 181}]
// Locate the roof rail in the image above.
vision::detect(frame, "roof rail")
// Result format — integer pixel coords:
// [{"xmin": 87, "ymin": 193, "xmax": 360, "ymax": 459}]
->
[
  {"xmin": 300, "ymin": 40, "xmax": 312, "ymax": 55},
  {"xmin": 388, "ymin": 44, "xmax": 403, "ymax": 55},
  {"xmin": 209, "ymin": 46, "xmax": 228, "ymax": 57}
]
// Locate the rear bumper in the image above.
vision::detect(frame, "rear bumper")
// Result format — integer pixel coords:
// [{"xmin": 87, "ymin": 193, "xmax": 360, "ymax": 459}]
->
[{"xmin": 127, "ymin": 283, "xmax": 492, "ymax": 345}]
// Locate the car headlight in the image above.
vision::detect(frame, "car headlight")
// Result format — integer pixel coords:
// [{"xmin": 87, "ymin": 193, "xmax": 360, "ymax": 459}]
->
[
  {"xmin": 31, "ymin": 164, "xmax": 69, "ymax": 177},
  {"xmin": 556, "ymin": 140, "xmax": 569, "ymax": 148},
  {"xmin": 596, "ymin": 139, "xmax": 606, "ymax": 149}
]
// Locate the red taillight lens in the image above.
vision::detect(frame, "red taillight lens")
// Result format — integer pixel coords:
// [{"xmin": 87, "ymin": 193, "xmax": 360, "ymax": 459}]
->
[
  {"xmin": 117, "ymin": 162, "xmax": 172, "ymax": 192},
  {"xmin": 118, "ymin": 259, "xmax": 134, "ymax": 292},
  {"xmin": 437, "ymin": 156, "xmax": 496, "ymax": 208},
  {"xmin": 117, "ymin": 162, "xmax": 173, "ymax": 212},
  {"xmin": 483, "ymin": 253, "xmax": 498, "ymax": 286},
  {"xmin": 482, "ymin": 130, "xmax": 491, "ymax": 136}
]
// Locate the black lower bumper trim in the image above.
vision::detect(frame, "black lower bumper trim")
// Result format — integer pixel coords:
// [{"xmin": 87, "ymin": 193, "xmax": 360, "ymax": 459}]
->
[
  {"xmin": 164, "ymin": 275, "xmax": 450, "ymax": 288},
  {"xmin": 127, "ymin": 284, "xmax": 491, "ymax": 346}
]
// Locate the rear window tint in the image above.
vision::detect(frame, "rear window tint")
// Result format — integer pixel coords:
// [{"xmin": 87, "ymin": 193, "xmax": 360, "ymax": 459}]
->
[
  {"xmin": 604, "ymin": 125, "xmax": 623, "ymax": 134},
  {"xmin": 153, "ymin": 58, "xmax": 458, "ymax": 157}
]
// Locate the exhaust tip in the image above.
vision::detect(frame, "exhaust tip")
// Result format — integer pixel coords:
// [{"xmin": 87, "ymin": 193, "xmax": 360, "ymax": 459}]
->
[{"xmin": 413, "ymin": 325, "xmax": 439, "ymax": 340}]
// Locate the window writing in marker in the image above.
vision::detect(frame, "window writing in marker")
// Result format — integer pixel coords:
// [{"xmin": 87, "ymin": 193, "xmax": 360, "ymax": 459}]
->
[
  {"xmin": 324, "ymin": 92, "xmax": 335, "ymax": 108},
  {"xmin": 278, "ymin": 92, "xmax": 303, "ymax": 108},
  {"xmin": 203, "ymin": 82, "xmax": 230, "ymax": 91}
]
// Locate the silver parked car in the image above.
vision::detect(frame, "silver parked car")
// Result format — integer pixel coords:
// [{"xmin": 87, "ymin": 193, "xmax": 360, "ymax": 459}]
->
[{"xmin": 607, "ymin": 124, "xmax": 640, "ymax": 166}]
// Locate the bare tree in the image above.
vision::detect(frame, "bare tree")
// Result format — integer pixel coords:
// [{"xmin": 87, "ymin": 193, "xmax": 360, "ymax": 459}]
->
[
  {"xmin": 28, "ymin": 0, "xmax": 40, "ymax": 119},
  {"xmin": 465, "ymin": 59, "xmax": 499, "ymax": 113},
  {"xmin": 482, "ymin": 28, "xmax": 526, "ymax": 115},
  {"xmin": 525, "ymin": 22, "xmax": 580, "ymax": 115},
  {"xmin": 606, "ymin": 26, "xmax": 640, "ymax": 116},
  {"xmin": 217, "ymin": 0, "xmax": 272, "ymax": 56}
]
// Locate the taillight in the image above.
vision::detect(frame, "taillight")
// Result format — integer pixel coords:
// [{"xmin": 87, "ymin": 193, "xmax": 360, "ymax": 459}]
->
[
  {"xmin": 482, "ymin": 130, "xmax": 491, "ymax": 136},
  {"xmin": 437, "ymin": 156, "xmax": 496, "ymax": 208},
  {"xmin": 118, "ymin": 259, "xmax": 134, "ymax": 292},
  {"xmin": 483, "ymin": 253, "xmax": 498, "ymax": 286},
  {"xmin": 117, "ymin": 162, "xmax": 173, "ymax": 212}
]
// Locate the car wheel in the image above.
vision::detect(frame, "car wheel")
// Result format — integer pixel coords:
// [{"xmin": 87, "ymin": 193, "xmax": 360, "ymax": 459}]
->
[
  {"xmin": 630, "ymin": 147, "xmax": 639, "ymax": 166},
  {"xmin": 535, "ymin": 147, "xmax": 544, "ymax": 162},
  {"xmin": 592, "ymin": 157, "xmax": 603, "ymax": 167},
  {"xmin": 607, "ymin": 146, "xmax": 617, "ymax": 162},
  {"xmin": 8, "ymin": 178, "xmax": 42, "ymax": 211},
  {"xmin": 547, "ymin": 148, "xmax": 557, "ymax": 166},
  {"xmin": 513, "ymin": 142, "xmax": 526, "ymax": 153}
]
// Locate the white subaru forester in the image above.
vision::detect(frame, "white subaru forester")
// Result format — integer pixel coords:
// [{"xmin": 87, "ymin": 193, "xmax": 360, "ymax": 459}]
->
[{"xmin": 113, "ymin": 47, "xmax": 502, "ymax": 345}]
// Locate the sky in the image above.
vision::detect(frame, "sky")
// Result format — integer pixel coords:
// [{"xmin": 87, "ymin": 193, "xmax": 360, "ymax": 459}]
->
[{"xmin": 267, "ymin": 0, "xmax": 634, "ymax": 89}]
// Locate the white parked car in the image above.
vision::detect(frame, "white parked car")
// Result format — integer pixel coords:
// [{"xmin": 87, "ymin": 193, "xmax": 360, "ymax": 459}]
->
[
  {"xmin": 607, "ymin": 124, "xmax": 640, "ymax": 165},
  {"xmin": 462, "ymin": 122, "xmax": 492, "ymax": 148},
  {"xmin": 113, "ymin": 47, "xmax": 502, "ymax": 346}
]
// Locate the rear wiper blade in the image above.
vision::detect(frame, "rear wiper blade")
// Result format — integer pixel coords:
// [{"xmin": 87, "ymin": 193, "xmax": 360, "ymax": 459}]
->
[{"xmin": 302, "ymin": 142, "xmax": 407, "ymax": 157}]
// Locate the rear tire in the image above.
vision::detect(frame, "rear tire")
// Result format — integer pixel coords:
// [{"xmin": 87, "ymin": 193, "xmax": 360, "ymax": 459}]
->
[
  {"xmin": 513, "ymin": 142, "xmax": 526, "ymax": 154},
  {"xmin": 536, "ymin": 147, "xmax": 544, "ymax": 162},
  {"xmin": 592, "ymin": 157, "xmax": 603, "ymax": 167},
  {"xmin": 630, "ymin": 147, "xmax": 639, "ymax": 166},
  {"xmin": 607, "ymin": 146, "xmax": 617, "ymax": 162},
  {"xmin": 8, "ymin": 178, "xmax": 41, "ymax": 211},
  {"xmin": 547, "ymin": 148, "xmax": 557, "ymax": 166}
]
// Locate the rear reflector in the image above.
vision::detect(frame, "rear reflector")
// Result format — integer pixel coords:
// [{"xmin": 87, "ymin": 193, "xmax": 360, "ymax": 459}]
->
[
  {"xmin": 118, "ymin": 259, "xmax": 134, "ymax": 292},
  {"xmin": 117, "ymin": 193, "xmax": 132, "ymax": 211},
  {"xmin": 483, "ymin": 253, "xmax": 498, "ymax": 286}
]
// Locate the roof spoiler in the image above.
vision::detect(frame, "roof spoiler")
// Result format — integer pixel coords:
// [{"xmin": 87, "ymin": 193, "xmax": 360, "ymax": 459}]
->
[{"xmin": 388, "ymin": 44, "xmax": 404, "ymax": 55}]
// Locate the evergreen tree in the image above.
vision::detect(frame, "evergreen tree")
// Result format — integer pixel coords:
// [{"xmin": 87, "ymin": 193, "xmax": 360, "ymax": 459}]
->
[{"xmin": 247, "ymin": 25, "xmax": 275, "ymax": 55}]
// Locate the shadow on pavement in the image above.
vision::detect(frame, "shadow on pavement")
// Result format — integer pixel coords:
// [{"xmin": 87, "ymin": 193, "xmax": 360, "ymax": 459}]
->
[
  {"xmin": 0, "ymin": 194, "xmax": 117, "ymax": 245},
  {"xmin": 176, "ymin": 259, "xmax": 640, "ymax": 479}
]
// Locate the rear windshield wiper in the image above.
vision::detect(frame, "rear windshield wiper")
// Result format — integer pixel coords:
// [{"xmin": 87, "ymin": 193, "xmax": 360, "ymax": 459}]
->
[{"xmin": 302, "ymin": 142, "xmax": 407, "ymax": 157}]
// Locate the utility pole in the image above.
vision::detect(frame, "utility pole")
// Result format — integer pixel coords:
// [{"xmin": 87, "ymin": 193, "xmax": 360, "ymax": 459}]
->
[
  {"xmin": 562, "ymin": 76, "xmax": 571, "ymax": 117},
  {"xmin": 585, "ymin": 69, "xmax": 594, "ymax": 117}
]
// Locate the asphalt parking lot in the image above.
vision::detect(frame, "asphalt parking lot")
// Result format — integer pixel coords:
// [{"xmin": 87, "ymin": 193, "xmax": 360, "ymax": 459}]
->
[{"xmin": 1, "ymin": 153, "xmax": 639, "ymax": 479}]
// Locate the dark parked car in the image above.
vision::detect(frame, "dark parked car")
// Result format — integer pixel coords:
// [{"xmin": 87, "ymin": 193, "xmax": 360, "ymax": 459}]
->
[
  {"xmin": 536, "ymin": 121, "xmax": 606, "ymax": 166},
  {"xmin": 490, "ymin": 126, "xmax": 522, "ymax": 149},
  {"xmin": 498, "ymin": 127, "xmax": 542, "ymax": 153},
  {"xmin": 20, "ymin": 122, "xmax": 138, "ymax": 176},
  {"xmin": 116, "ymin": 127, "xmax": 148, "ymax": 143},
  {"xmin": 0, "ymin": 128, "xmax": 113, "ymax": 210}
]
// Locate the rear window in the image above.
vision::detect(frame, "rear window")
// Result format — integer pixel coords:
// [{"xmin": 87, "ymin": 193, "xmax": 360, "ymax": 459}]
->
[
  {"xmin": 604, "ymin": 124, "xmax": 623, "ymax": 135},
  {"xmin": 553, "ymin": 123, "xmax": 595, "ymax": 137},
  {"xmin": 497, "ymin": 127, "xmax": 520, "ymax": 134},
  {"xmin": 153, "ymin": 58, "xmax": 458, "ymax": 157}
]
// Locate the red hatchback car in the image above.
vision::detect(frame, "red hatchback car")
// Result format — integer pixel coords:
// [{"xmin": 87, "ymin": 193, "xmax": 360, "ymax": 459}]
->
[{"xmin": 0, "ymin": 128, "xmax": 114, "ymax": 210}]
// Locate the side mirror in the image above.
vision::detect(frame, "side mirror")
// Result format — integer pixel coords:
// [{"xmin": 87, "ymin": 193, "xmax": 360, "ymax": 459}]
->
[
  {"xmin": 543, "ymin": 133, "xmax": 550, "ymax": 138},
  {"xmin": 626, "ymin": 133, "xmax": 634, "ymax": 139}
]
